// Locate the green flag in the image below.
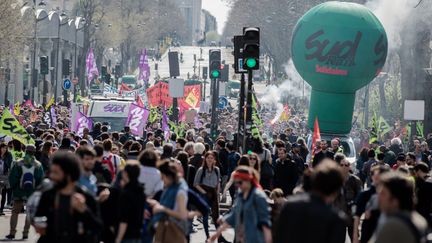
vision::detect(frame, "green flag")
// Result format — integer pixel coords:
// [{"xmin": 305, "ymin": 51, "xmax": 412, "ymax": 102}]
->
[
  {"xmin": 369, "ymin": 112, "xmax": 378, "ymax": 144},
  {"xmin": 416, "ymin": 121, "xmax": 424, "ymax": 138},
  {"xmin": 0, "ymin": 109, "xmax": 35, "ymax": 145},
  {"xmin": 378, "ymin": 116, "xmax": 392, "ymax": 138}
]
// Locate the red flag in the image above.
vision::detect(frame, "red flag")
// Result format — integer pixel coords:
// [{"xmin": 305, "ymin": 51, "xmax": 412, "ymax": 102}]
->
[
  {"xmin": 22, "ymin": 100, "xmax": 35, "ymax": 110},
  {"xmin": 136, "ymin": 95, "xmax": 144, "ymax": 108},
  {"xmin": 311, "ymin": 117, "xmax": 321, "ymax": 160}
]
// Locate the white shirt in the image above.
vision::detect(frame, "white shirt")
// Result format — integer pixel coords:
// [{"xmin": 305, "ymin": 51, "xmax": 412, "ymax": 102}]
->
[{"xmin": 139, "ymin": 165, "xmax": 164, "ymax": 198}]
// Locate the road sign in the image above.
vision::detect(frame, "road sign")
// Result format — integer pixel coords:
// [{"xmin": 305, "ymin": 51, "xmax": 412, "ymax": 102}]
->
[
  {"xmin": 404, "ymin": 100, "xmax": 425, "ymax": 121},
  {"xmin": 218, "ymin": 96, "xmax": 228, "ymax": 109},
  {"xmin": 63, "ymin": 79, "xmax": 72, "ymax": 90}
]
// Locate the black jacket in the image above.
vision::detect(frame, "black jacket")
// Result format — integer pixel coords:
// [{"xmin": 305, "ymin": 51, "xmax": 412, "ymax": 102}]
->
[
  {"xmin": 274, "ymin": 193, "xmax": 346, "ymax": 243},
  {"xmin": 36, "ymin": 186, "xmax": 103, "ymax": 243},
  {"xmin": 273, "ymin": 159, "xmax": 299, "ymax": 196},
  {"xmin": 118, "ymin": 182, "xmax": 145, "ymax": 239}
]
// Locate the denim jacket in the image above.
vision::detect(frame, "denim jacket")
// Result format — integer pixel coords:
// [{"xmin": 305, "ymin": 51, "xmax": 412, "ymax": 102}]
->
[{"xmin": 224, "ymin": 187, "xmax": 271, "ymax": 243}]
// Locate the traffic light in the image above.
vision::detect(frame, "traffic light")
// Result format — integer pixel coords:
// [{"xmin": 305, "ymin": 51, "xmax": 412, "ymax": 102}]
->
[
  {"xmin": 242, "ymin": 27, "xmax": 260, "ymax": 70},
  {"xmin": 5, "ymin": 68, "xmax": 10, "ymax": 81},
  {"xmin": 101, "ymin": 65, "xmax": 107, "ymax": 83},
  {"xmin": 115, "ymin": 64, "xmax": 122, "ymax": 78},
  {"xmin": 40, "ymin": 56, "xmax": 49, "ymax": 75},
  {"xmin": 232, "ymin": 35, "xmax": 246, "ymax": 74},
  {"xmin": 220, "ymin": 64, "xmax": 229, "ymax": 82},
  {"xmin": 209, "ymin": 49, "xmax": 221, "ymax": 79},
  {"xmin": 62, "ymin": 59, "xmax": 71, "ymax": 76}
]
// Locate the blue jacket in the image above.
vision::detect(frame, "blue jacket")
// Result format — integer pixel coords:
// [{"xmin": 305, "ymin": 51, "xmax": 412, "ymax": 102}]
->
[{"xmin": 224, "ymin": 187, "xmax": 271, "ymax": 243}]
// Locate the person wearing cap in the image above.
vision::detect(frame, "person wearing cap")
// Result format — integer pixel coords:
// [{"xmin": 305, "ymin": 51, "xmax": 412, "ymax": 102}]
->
[
  {"xmin": 291, "ymin": 143, "xmax": 305, "ymax": 176},
  {"xmin": 6, "ymin": 144, "xmax": 44, "ymax": 240},
  {"xmin": 209, "ymin": 166, "xmax": 272, "ymax": 243}
]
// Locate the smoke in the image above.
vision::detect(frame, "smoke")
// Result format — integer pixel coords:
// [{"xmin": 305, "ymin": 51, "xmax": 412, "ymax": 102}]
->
[
  {"xmin": 365, "ymin": 0, "xmax": 415, "ymax": 50},
  {"xmin": 259, "ymin": 59, "xmax": 307, "ymax": 122}
]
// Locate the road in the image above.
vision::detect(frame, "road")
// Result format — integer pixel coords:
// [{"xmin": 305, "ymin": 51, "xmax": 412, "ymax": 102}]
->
[{"xmin": 0, "ymin": 207, "xmax": 234, "ymax": 243}]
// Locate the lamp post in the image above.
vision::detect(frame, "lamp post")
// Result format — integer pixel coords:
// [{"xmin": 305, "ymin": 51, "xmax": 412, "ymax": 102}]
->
[
  {"xmin": 54, "ymin": 11, "xmax": 69, "ymax": 102},
  {"xmin": 29, "ymin": 0, "xmax": 46, "ymax": 104},
  {"xmin": 73, "ymin": 16, "xmax": 86, "ymax": 102}
]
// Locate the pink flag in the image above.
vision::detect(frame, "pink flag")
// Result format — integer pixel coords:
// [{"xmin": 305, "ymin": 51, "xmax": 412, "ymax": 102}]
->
[
  {"xmin": 126, "ymin": 103, "xmax": 149, "ymax": 136},
  {"xmin": 86, "ymin": 48, "xmax": 99, "ymax": 84}
]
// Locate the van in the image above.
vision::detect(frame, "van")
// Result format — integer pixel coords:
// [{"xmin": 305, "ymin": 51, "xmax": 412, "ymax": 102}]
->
[{"xmin": 86, "ymin": 97, "xmax": 134, "ymax": 131}]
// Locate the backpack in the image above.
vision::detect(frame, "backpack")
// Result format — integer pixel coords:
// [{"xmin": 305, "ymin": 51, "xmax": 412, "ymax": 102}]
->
[
  {"xmin": 393, "ymin": 213, "xmax": 432, "ymax": 243},
  {"xmin": 102, "ymin": 155, "xmax": 117, "ymax": 180},
  {"xmin": 20, "ymin": 163, "xmax": 36, "ymax": 190}
]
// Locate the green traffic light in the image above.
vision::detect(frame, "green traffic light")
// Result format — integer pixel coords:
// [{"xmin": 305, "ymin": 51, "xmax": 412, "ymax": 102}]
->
[
  {"xmin": 211, "ymin": 70, "xmax": 220, "ymax": 78},
  {"xmin": 245, "ymin": 58, "xmax": 257, "ymax": 68}
]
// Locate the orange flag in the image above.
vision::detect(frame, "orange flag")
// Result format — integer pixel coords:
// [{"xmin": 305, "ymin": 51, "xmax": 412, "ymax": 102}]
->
[{"xmin": 311, "ymin": 117, "xmax": 321, "ymax": 160}]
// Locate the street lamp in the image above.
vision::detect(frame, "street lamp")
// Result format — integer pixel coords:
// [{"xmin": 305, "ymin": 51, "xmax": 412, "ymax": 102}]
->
[
  {"xmin": 25, "ymin": 0, "xmax": 47, "ymax": 104},
  {"xmin": 53, "ymin": 11, "xmax": 69, "ymax": 102},
  {"xmin": 73, "ymin": 16, "xmax": 86, "ymax": 102}
]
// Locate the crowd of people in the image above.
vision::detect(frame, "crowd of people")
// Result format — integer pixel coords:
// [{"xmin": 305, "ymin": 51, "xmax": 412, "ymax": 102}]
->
[{"xmin": 0, "ymin": 103, "xmax": 432, "ymax": 243}]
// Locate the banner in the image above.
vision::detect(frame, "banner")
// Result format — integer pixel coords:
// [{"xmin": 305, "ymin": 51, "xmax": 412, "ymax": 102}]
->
[
  {"xmin": 86, "ymin": 48, "xmax": 99, "ymax": 84},
  {"xmin": 125, "ymin": 103, "xmax": 149, "ymax": 136},
  {"xmin": 14, "ymin": 102, "xmax": 20, "ymax": 116},
  {"xmin": 43, "ymin": 110, "xmax": 52, "ymax": 128},
  {"xmin": 104, "ymin": 83, "xmax": 119, "ymax": 94},
  {"xmin": 0, "ymin": 109, "xmax": 35, "ymax": 145},
  {"xmin": 147, "ymin": 82, "xmax": 201, "ymax": 109},
  {"xmin": 73, "ymin": 111, "xmax": 93, "ymax": 136}
]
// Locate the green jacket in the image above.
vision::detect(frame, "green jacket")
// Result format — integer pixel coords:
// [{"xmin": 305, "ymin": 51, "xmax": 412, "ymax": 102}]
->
[{"xmin": 8, "ymin": 156, "xmax": 44, "ymax": 200}]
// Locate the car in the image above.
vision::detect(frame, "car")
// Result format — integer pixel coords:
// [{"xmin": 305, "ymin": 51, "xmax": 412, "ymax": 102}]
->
[{"xmin": 306, "ymin": 133, "xmax": 357, "ymax": 171}]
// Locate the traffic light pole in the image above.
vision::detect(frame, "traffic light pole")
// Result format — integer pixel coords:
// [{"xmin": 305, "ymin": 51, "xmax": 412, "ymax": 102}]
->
[
  {"xmin": 210, "ymin": 77, "xmax": 219, "ymax": 140},
  {"xmin": 237, "ymin": 73, "xmax": 246, "ymax": 151},
  {"xmin": 244, "ymin": 70, "xmax": 253, "ymax": 151}
]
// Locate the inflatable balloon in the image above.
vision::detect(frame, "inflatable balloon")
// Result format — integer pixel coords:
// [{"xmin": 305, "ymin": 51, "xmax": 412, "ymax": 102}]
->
[{"xmin": 292, "ymin": 1, "xmax": 388, "ymax": 134}]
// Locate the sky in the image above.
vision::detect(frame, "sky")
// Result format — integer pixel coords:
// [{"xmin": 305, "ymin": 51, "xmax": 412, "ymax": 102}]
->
[{"xmin": 201, "ymin": 0, "xmax": 231, "ymax": 34}]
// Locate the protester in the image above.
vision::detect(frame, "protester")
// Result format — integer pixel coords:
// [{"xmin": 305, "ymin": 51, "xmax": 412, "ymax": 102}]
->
[
  {"xmin": 76, "ymin": 146, "xmax": 98, "ymax": 196},
  {"xmin": 7, "ymin": 145, "xmax": 44, "ymax": 240},
  {"xmin": 34, "ymin": 151, "xmax": 102, "ymax": 243},
  {"xmin": 273, "ymin": 148, "xmax": 299, "ymax": 196},
  {"xmin": 115, "ymin": 161, "xmax": 145, "ymax": 243},
  {"xmin": 0, "ymin": 143, "xmax": 12, "ymax": 215},
  {"xmin": 209, "ymin": 166, "xmax": 272, "ymax": 243},
  {"xmin": 137, "ymin": 149, "xmax": 164, "ymax": 198},
  {"xmin": 149, "ymin": 160, "xmax": 188, "ymax": 243},
  {"xmin": 370, "ymin": 172, "xmax": 428, "ymax": 243},
  {"xmin": 413, "ymin": 162, "xmax": 432, "ymax": 225},
  {"xmin": 274, "ymin": 160, "xmax": 346, "ymax": 243}
]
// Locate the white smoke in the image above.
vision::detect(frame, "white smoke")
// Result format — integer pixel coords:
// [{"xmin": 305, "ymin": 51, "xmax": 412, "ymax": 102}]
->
[
  {"xmin": 259, "ymin": 59, "xmax": 307, "ymax": 122},
  {"xmin": 365, "ymin": 0, "xmax": 415, "ymax": 50}
]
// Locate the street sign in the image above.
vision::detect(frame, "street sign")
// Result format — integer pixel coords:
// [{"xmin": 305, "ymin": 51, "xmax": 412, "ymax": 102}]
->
[
  {"xmin": 404, "ymin": 100, "xmax": 425, "ymax": 121},
  {"xmin": 218, "ymin": 96, "xmax": 228, "ymax": 109},
  {"xmin": 63, "ymin": 79, "xmax": 72, "ymax": 90},
  {"xmin": 169, "ymin": 78, "xmax": 185, "ymax": 98}
]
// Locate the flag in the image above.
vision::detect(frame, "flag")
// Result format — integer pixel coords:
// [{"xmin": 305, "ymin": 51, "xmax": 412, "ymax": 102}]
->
[
  {"xmin": 378, "ymin": 116, "xmax": 392, "ymax": 139},
  {"xmin": 43, "ymin": 110, "xmax": 52, "ymax": 128},
  {"xmin": 369, "ymin": 112, "xmax": 378, "ymax": 144},
  {"xmin": 0, "ymin": 109, "xmax": 35, "ymax": 145},
  {"xmin": 136, "ymin": 95, "xmax": 145, "ymax": 108},
  {"xmin": 194, "ymin": 113, "xmax": 202, "ymax": 128},
  {"xmin": 138, "ymin": 49, "xmax": 150, "ymax": 87},
  {"xmin": 279, "ymin": 105, "xmax": 290, "ymax": 122},
  {"xmin": 50, "ymin": 105, "xmax": 57, "ymax": 127},
  {"xmin": 86, "ymin": 48, "xmax": 99, "ymax": 83},
  {"xmin": 8, "ymin": 105, "xmax": 14, "ymax": 117},
  {"xmin": 73, "ymin": 111, "xmax": 93, "ymax": 136},
  {"xmin": 149, "ymin": 107, "xmax": 159, "ymax": 124},
  {"xmin": 45, "ymin": 97, "xmax": 54, "ymax": 110},
  {"xmin": 185, "ymin": 90, "xmax": 199, "ymax": 108},
  {"xmin": 416, "ymin": 121, "xmax": 424, "ymax": 138},
  {"xmin": 126, "ymin": 103, "xmax": 149, "ymax": 136},
  {"xmin": 13, "ymin": 102, "xmax": 20, "ymax": 116},
  {"xmin": 310, "ymin": 117, "xmax": 321, "ymax": 159},
  {"xmin": 22, "ymin": 100, "xmax": 35, "ymax": 110},
  {"xmin": 162, "ymin": 107, "xmax": 170, "ymax": 141}
]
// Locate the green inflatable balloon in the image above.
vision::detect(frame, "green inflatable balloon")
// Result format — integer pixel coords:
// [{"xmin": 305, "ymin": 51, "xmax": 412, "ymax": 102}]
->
[{"xmin": 291, "ymin": 1, "xmax": 388, "ymax": 134}]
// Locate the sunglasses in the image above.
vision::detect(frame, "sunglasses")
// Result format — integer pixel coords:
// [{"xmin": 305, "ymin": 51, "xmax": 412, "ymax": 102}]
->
[{"xmin": 341, "ymin": 164, "xmax": 350, "ymax": 167}]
